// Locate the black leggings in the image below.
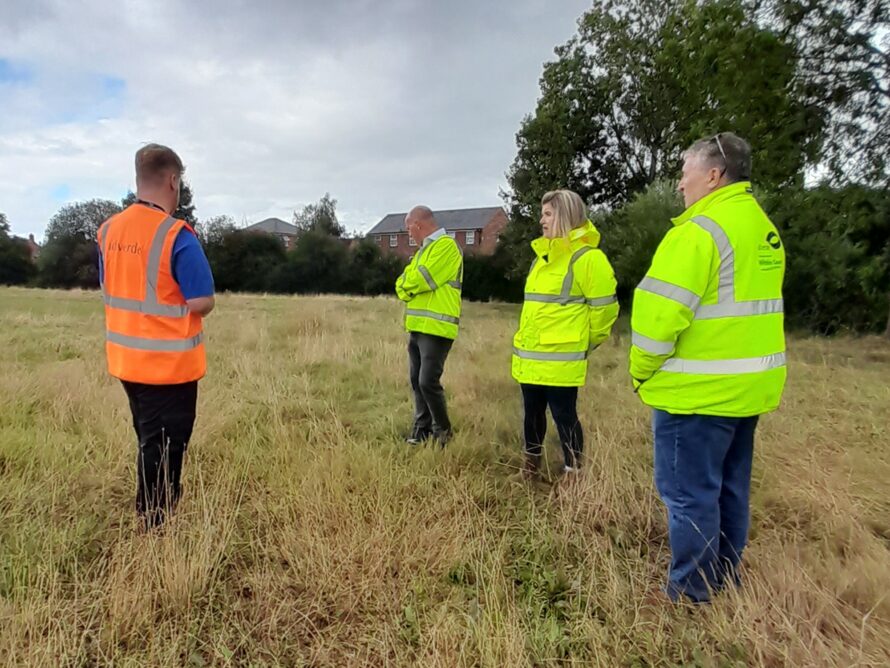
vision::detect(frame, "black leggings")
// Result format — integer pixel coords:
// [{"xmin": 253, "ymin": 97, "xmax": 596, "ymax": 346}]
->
[{"xmin": 520, "ymin": 384, "xmax": 583, "ymax": 469}]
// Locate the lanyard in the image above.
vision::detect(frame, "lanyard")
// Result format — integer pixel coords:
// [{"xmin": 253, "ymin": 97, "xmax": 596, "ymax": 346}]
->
[{"xmin": 136, "ymin": 199, "xmax": 167, "ymax": 213}]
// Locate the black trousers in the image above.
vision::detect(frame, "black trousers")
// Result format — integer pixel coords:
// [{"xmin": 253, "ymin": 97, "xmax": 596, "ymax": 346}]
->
[
  {"xmin": 121, "ymin": 380, "xmax": 198, "ymax": 528},
  {"xmin": 408, "ymin": 332, "xmax": 453, "ymax": 436},
  {"xmin": 520, "ymin": 383, "xmax": 583, "ymax": 469}
]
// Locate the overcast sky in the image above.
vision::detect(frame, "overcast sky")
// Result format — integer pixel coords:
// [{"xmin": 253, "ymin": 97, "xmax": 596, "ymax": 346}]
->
[{"xmin": 0, "ymin": 0, "xmax": 590, "ymax": 239}]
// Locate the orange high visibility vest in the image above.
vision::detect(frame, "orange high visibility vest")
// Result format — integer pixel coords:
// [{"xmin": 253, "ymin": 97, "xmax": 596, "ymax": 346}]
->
[{"xmin": 98, "ymin": 204, "xmax": 206, "ymax": 384}]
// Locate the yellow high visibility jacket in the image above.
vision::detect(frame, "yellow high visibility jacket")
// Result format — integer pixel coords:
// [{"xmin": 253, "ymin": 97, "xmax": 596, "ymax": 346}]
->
[
  {"xmin": 512, "ymin": 221, "xmax": 619, "ymax": 387},
  {"xmin": 630, "ymin": 181, "xmax": 786, "ymax": 416},
  {"xmin": 395, "ymin": 229, "xmax": 463, "ymax": 340}
]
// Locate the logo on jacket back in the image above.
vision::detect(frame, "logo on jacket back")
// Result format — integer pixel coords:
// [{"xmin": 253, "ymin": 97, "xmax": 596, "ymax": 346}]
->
[
  {"xmin": 758, "ymin": 231, "xmax": 784, "ymax": 271},
  {"xmin": 108, "ymin": 240, "xmax": 144, "ymax": 255}
]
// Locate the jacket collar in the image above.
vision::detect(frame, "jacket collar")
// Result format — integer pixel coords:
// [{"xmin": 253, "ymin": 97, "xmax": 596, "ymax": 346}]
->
[
  {"xmin": 672, "ymin": 181, "xmax": 753, "ymax": 226},
  {"xmin": 531, "ymin": 219, "xmax": 601, "ymax": 260},
  {"xmin": 422, "ymin": 227, "xmax": 447, "ymax": 247}
]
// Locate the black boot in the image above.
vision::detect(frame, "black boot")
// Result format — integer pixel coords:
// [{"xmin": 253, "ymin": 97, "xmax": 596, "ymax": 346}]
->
[{"xmin": 522, "ymin": 452, "xmax": 542, "ymax": 479}]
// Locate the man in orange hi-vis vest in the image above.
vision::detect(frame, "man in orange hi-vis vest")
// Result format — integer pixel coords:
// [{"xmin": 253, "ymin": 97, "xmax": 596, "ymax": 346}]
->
[{"xmin": 97, "ymin": 144, "xmax": 215, "ymax": 529}]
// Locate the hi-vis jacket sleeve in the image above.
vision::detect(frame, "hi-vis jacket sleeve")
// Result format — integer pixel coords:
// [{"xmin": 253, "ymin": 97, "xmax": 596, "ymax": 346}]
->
[
  {"xmin": 395, "ymin": 239, "xmax": 462, "ymax": 302},
  {"xmin": 629, "ymin": 223, "xmax": 715, "ymax": 383},
  {"xmin": 578, "ymin": 250, "xmax": 620, "ymax": 350}
]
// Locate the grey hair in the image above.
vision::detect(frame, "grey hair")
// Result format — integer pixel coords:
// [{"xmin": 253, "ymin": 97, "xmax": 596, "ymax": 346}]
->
[{"xmin": 685, "ymin": 132, "xmax": 752, "ymax": 183}]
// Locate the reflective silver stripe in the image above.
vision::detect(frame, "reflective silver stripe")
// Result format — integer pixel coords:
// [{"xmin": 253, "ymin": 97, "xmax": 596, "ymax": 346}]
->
[
  {"xmin": 641, "ymin": 218, "xmax": 782, "ymax": 321},
  {"xmin": 660, "ymin": 352, "xmax": 786, "ymax": 375},
  {"xmin": 99, "ymin": 221, "xmax": 110, "ymax": 252},
  {"xmin": 637, "ymin": 276, "xmax": 701, "ymax": 311},
  {"xmin": 418, "ymin": 265, "xmax": 438, "ymax": 290},
  {"xmin": 406, "ymin": 309, "xmax": 459, "ymax": 325},
  {"xmin": 696, "ymin": 299, "xmax": 784, "ymax": 320},
  {"xmin": 587, "ymin": 295, "xmax": 617, "ymax": 307},
  {"xmin": 104, "ymin": 295, "xmax": 189, "ymax": 317},
  {"xmin": 632, "ymin": 331, "xmax": 675, "ymax": 355},
  {"xmin": 512, "ymin": 347, "xmax": 587, "ymax": 362},
  {"xmin": 560, "ymin": 246, "xmax": 593, "ymax": 296},
  {"xmin": 692, "ymin": 215, "xmax": 734, "ymax": 302},
  {"xmin": 107, "ymin": 331, "xmax": 204, "ymax": 352},
  {"xmin": 145, "ymin": 216, "xmax": 178, "ymax": 298},
  {"xmin": 524, "ymin": 293, "xmax": 586, "ymax": 305},
  {"xmin": 448, "ymin": 281, "xmax": 462, "ymax": 290},
  {"xmin": 522, "ymin": 247, "xmax": 597, "ymax": 306}
]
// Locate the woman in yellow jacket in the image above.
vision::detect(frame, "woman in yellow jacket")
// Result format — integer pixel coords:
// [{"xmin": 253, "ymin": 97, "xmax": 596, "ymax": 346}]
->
[{"xmin": 511, "ymin": 190, "xmax": 619, "ymax": 477}]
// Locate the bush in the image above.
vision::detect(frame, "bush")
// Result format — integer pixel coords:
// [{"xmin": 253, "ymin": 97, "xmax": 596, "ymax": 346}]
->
[
  {"xmin": 763, "ymin": 185, "xmax": 890, "ymax": 334},
  {"xmin": 462, "ymin": 251, "xmax": 523, "ymax": 303},
  {"xmin": 0, "ymin": 236, "xmax": 35, "ymax": 286},
  {"xmin": 269, "ymin": 232, "xmax": 349, "ymax": 294},
  {"xmin": 207, "ymin": 231, "xmax": 286, "ymax": 293},
  {"xmin": 597, "ymin": 180, "xmax": 683, "ymax": 305},
  {"xmin": 344, "ymin": 240, "xmax": 402, "ymax": 296}
]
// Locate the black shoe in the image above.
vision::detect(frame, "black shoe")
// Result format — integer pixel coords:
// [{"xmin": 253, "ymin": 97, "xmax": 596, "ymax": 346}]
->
[
  {"xmin": 432, "ymin": 429, "xmax": 453, "ymax": 448},
  {"xmin": 522, "ymin": 452, "xmax": 542, "ymax": 480},
  {"xmin": 406, "ymin": 428, "xmax": 432, "ymax": 445}
]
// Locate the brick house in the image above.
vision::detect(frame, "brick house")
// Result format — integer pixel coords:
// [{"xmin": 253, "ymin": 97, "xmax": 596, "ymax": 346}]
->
[
  {"xmin": 244, "ymin": 217, "xmax": 299, "ymax": 250},
  {"xmin": 366, "ymin": 207, "xmax": 508, "ymax": 258},
  {"xmin": 24, "ymin": 234, "xmax": 41, "ymax": 262}
]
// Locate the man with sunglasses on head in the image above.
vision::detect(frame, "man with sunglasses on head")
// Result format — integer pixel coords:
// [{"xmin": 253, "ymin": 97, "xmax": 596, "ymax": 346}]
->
[{"xmin": 629, "ymin": 132, "xmax": 786, "ymax": 603}]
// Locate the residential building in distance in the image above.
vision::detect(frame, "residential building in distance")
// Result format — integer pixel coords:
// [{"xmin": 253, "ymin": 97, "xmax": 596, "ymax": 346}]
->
[{"xmin": 366, "ymin": 207, "xmax": 508, "ymax": 258}]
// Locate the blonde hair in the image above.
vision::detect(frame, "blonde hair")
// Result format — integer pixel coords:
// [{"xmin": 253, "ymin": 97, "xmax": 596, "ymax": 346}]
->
[{"xmin": 541, "ymin": 189, "xmax": 587, "ymax": 238}]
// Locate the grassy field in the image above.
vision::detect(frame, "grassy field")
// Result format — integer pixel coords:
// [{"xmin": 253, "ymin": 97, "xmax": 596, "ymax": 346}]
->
[{"xmin": 1, "ymin": 287, "xmax": 889, "ymax": 667}]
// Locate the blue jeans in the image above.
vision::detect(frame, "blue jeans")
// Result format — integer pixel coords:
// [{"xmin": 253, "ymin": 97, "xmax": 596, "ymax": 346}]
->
[{"xmin": 653, "ymin": 409, "xmax": 759, "ymax": 603}]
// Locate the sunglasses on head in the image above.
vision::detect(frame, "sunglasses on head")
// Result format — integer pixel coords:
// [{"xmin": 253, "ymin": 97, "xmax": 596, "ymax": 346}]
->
[{"xmin": 712, "ymin": 133, "xmax": 728, "ymax": 178}]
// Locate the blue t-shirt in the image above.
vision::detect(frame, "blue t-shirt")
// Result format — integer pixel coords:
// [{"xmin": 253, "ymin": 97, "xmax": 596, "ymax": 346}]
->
[{"xmin": 98, "ymin": 227, "xmax": 215, "ymax": 300}]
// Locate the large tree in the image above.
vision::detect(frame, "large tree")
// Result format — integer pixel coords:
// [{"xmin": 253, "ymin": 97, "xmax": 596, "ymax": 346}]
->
[
  {"xmin": 198, "ymin": 214, "xmax": 238, "ymax": 248},
  {"xmin": 38, "ymin": 199, "xmax": 122, "ymax": 288},
  {"xmin": 293, "ymin": 193, "xmax": 345, "ymax": 237},
  {"xmin": 753, "ymin": 0, "xmax": 889, "ymax": 186},
  {"xmin": 502, "ymin": 0, "xmax": 823, "ymax": 273}
]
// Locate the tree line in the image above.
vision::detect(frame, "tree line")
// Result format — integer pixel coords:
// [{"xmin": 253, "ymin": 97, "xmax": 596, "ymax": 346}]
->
[{"xmin": 1, "ymin": 0, "xmax": 887, "ymax": 334}]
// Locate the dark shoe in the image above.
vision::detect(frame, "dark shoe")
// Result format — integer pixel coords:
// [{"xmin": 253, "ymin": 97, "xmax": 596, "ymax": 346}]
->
[
  {"xmin": 432, "ymin": 429, "xmax": 452, "ymax": 448},
  {"xmin": 406, "ymin": 428, "xmax": 432, "ymax": 445},
  {"xmin": 522, "ymin": 453, "xmax": 542, "ymax": 480}
]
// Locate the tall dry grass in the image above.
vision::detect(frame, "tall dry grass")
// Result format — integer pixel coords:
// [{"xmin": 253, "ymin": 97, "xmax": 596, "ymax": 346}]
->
[{"xmin": 1, "ymin": 287, "xmax": 888, "ymax": 667}]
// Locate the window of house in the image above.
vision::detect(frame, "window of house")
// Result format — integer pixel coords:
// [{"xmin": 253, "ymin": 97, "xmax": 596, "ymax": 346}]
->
[
  {"xmin": 389, "ymin": 234, "xmax": 398, "ymax": 247},
  {"xmin": 409, "ymin": 236, "xmax": 417, "ymax": 247},
  {"xmin": 447, "ymin": 231, "xmax": 456, "ymax": 239},
  {"xmin": 465, "ymin": 230, "xmax": 475, "ymax": 245}
]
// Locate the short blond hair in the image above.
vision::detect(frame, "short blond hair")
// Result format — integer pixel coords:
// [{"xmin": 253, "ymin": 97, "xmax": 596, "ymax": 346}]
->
[
  {"xmin": 541, "ymin": 189, "xmax": 587, "ymax": 238},
  {"xmin": 135, "ymin": 143, "xmax": 184, "ymax": 186}
]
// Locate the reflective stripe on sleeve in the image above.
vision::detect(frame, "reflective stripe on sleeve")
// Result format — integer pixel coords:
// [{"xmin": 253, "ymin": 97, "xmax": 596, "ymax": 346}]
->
[
  {"xmin": 631, "ymin": 331, "xmax": 675, "ymax": 356},
  {"xmin": 636, "ymin": 276, "xmax": 701, "ymax": 311}
]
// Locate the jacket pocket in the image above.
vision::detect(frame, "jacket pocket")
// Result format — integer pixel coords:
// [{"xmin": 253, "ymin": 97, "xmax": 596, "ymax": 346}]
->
[{"xmin": 539, "ymin": 331, "xmax": 582, "ymax": 346}]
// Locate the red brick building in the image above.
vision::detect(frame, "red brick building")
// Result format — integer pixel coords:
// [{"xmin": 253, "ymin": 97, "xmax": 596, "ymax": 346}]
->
[
  {"xmin": 366, "ymin": 207, "xmax": 508, "ymax": 258},
  {"xmin": 24, "ymin": 234, "xmax": 41, "ymax": 263}
]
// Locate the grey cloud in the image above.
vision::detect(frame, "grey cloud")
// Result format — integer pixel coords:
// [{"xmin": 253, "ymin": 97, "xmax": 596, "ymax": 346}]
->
[{"xmin": 0, "ymin": 0, "xmax": 589, "ymax": 238}]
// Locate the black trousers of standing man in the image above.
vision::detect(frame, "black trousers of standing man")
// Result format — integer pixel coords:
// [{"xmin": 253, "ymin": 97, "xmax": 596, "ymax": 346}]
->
[
  {"xmin": 121, "ymin": 380, "xmax": 198, "ymax": 528},
  {"xmin": 408, "ymin": 331, "xmax": 453, "ymax": 442}
]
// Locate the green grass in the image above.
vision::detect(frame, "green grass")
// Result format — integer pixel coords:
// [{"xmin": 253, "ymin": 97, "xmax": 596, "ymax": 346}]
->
[{"xmin": 1, "ymin": 286, "xmax": 889, "ymax": 666}]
